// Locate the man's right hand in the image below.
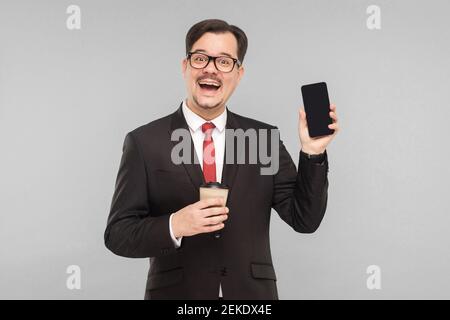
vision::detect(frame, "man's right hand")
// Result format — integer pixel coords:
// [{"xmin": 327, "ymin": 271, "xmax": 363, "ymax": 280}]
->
[{"xmin": 171, "ymin": 198, "xmax": 229, "ymax": 238}]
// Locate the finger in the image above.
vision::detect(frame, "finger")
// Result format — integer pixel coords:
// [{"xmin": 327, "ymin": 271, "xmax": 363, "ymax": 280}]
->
[
  {"xmin": 330, "ymin": 104, "xmax": 336, "ymax": 111},
  {"xmin": 201, "ymin": 206, "xmax": 229, "ymax": 218},
  {"xmin": 329, "ymin": 111, "xmax": 338, "ymax": 122},
  {"xmin": 328, "ymin": 123, "xmax": 339, "ymax": 131},
  {"xmin": 196, "ymin": 197, "xmax": 224, "ymax": 209},
  {"xmin": 299, "ymin": 108, "xmax": 307, "ymax": 127},
  {"xmin": 202, "ymin": 223, "xmax": 225, "ymax": 233},
  {"xmin": 204, "ymin": 214, "xmax": 228, "ymax": 225}
]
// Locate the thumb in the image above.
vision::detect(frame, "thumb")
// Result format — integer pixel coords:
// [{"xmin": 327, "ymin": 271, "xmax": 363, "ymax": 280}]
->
[{"xmin": 299, "ymin": 108, "xmax": 307, "ymax": 128}]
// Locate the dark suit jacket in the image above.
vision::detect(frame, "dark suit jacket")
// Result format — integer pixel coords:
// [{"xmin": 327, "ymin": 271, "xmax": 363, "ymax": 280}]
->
[{"xmin": 104, "ymin": 104, "xmax": 329, "ymax": 300}]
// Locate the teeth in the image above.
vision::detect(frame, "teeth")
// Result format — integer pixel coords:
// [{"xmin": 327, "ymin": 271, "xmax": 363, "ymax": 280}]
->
[{"xmin": 198, "ymin": 81, "xmax": 220, "ymax": 87}]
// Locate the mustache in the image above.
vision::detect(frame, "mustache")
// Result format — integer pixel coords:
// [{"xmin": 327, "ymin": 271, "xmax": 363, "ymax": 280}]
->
[{"xmin": 197, "ymin": 75, "xmax": 222, "ymax": 85}]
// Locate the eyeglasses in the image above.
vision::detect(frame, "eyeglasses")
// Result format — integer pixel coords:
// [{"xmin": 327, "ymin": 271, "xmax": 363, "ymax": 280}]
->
[{"xmin": 187, "ymin": 51, "xmax": 242, "ymax": 73}]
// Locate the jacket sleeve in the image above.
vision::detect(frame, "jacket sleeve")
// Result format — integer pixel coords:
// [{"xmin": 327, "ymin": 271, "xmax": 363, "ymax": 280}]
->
[
  {"xmin": 104, "ymin": 132, "xmax": 178, "ymax": 258},
  {"xmin": 271, "ymin": 137, "xmax": 329, "ymax": 233}
]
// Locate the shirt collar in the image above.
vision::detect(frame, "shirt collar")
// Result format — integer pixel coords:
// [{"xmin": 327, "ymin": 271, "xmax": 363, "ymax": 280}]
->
[{"xmin": 182, "ymin": 99, "xmax": 227, "ymax": 133}]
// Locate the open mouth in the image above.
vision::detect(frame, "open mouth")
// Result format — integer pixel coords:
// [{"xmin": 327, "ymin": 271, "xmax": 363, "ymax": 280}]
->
[{"xmin": 197, "ymin": 80, "xmax": 221, "ymax": 94}]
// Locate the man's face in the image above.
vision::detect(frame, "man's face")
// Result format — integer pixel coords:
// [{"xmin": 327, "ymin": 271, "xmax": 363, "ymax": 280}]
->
[{"xmin": 182, "ymin": 32, "xmax": 244, "ymax": 112}]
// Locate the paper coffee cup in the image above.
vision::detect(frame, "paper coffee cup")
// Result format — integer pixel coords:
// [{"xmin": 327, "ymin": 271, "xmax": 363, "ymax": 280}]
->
[{"xmin": 199, "ymin": 182, "xmax": 229, "ymax": 205}]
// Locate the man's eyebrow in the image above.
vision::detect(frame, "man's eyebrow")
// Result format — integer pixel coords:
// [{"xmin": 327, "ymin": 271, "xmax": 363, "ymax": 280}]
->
[{"xmin": 192, "ymin": 49, "xmax": 235, "ymax": 59}]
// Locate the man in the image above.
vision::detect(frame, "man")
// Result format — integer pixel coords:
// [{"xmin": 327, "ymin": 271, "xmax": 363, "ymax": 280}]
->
[{"xmin": 104, "ymin": 19, "xmax": 339, "ymax": 300}]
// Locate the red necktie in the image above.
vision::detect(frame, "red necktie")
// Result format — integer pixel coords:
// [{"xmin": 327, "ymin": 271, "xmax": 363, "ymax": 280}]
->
[{"xmin": 201, "ymin": 122, "xmax": 216, "ymax": 183}]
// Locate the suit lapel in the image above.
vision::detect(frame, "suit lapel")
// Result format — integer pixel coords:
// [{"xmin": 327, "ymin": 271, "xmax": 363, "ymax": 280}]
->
[
  {"xmin": 221, "ymin": 107, "xmax": 240, "ymax": 196},
  {"xmin": 169, "ymin": 104, "xmax": 205, "ymax": 190}
]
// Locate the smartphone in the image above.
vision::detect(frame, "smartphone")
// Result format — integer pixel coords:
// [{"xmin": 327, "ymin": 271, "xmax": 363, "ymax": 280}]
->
[{"xmin": 301, "ymin": 82, "xmax": 334, "ymax": 138}]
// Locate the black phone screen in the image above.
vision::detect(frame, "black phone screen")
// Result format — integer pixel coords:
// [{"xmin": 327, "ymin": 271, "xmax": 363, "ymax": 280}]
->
[{"xmin": 301, "ymin": 82, "xmax": 334, "ymax": 138}]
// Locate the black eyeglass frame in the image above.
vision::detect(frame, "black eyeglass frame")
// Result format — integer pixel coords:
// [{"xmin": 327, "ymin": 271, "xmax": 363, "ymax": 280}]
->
[{"xmin": 187, "ymin": 51, "xmax": 242, "ymax": 73}]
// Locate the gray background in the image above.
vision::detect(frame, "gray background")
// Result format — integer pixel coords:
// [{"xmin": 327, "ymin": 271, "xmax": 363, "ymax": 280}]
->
[{"xmin": 1, "ymin": 0, "xmax": 449, "ymax": 299}]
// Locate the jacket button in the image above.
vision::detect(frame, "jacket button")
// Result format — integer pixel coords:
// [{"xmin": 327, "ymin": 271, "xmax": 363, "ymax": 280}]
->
[{"xmin": 214, "ymin": 233, "xmax": 221, "ymax": 239}]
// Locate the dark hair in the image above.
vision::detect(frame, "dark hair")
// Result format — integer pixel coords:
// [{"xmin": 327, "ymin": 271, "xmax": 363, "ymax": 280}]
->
[{"xmin": 185, "ymin": 19, "xmax": 248, "ymax": 63}]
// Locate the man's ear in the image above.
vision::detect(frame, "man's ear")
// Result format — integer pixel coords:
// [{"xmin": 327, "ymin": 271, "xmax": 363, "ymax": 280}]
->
[
  {"xmin": 181, "ymin": 58, "xmax": 187, "ymax": 77},
  {"xmin": 237, "ymin": 65, "xmax": 245, "ymax": 82}
]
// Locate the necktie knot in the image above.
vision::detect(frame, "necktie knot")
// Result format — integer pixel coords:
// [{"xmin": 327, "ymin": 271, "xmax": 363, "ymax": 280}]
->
[{"xmin": 201, "ymin": 122, "xmax": 215, "ymax": 140}]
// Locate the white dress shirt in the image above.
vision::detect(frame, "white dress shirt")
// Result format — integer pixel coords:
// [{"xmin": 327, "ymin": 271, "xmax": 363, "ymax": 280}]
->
[{"xmin": 168, "ymin": 100, "xmax": 227, "ymax": 297}]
